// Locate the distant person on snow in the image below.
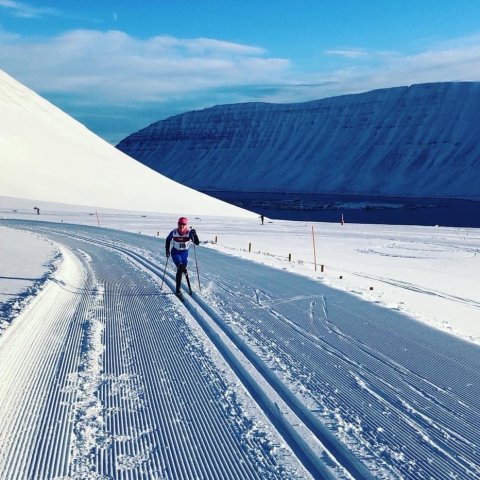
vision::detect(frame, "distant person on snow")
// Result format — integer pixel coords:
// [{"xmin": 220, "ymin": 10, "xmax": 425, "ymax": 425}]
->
[{"xmin": 165, "ymin": 217, "xmax": 200, "ymax": 299}]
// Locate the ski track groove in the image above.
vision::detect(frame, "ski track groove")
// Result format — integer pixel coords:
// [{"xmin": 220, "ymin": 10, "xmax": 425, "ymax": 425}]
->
[
  {"xmin": 2, "ymin": 221, "xmax": 480, "ymax": 480},
  {"xmin": 1, "ymin": 223, "xmax": 306, "ymax": 479},
  {"xmin": 193, "ymin": 256, "xmax": 479, "ymax": 478},
  {"xmin": 210, "ymin": 281, "xmax": 480, "ymax": 479},
  {"xmin": 56, "ymin": 226, "xmax": 480, "ymax": 478}
]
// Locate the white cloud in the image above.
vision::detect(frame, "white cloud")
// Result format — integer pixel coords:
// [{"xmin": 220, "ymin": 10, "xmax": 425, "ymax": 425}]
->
[
  {"xmin": 0, "ymin": 0, "xmax": 57, "ymax": 18},
  {"xmin": 179, "ymin": 37, "xmax": 266, "ymax": 56},
  {"xmin": 348, "ymin": 42, "xmax": 480, "ymax": 91},
  {"xmin": 0, "ymin": 29, "xmax": 290, "ymax": 103},
  {"xmin": 324, "ymin": 48, "xmax": 369, "ymax": 59},
  {"xmin": 2, "ymin": 28, "xmax": 480, "ymax": 132},
  {"xmin": 262, "ymin": 36, "xmax": 480, "ymax": 104}
]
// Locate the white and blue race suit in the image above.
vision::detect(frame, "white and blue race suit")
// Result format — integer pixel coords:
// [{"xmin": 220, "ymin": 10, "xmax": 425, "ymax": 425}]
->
[{"xmin": 165, "ymin": 228, "xmax": 199, "ymax": 266}]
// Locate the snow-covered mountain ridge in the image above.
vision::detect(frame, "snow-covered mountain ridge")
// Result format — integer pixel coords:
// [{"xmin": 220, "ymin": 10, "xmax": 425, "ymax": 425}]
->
[
  {"xmin": 0, "ymin": 69, "xmax": 253, "ymax": 218},
  {"xmin": 117, "ymin": 82, "xmax": 480, "ymax": 198}
]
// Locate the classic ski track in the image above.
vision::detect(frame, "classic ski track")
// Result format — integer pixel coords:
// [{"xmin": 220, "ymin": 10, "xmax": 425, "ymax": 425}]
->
[
  {"xmin": 205, "ymin": 280, "xmax": 480, "ymax": 479},
  {"xmin": 1, "ymin": 227, "xmax": 315, "ymax": 480},
  {"xmin": 67, "ymin": 229, "xmax": 480, "ymax": 479},
  {"xmin": 185, "ymin": 246, "xmax": 480, "ymax": 478},
  {"xmin": 204, "ymin": 274, "xmax": 478, "ymax": 477},
  {"xmin": 41, "ymin": 227, "xmax": 374, "ymax": 479}
]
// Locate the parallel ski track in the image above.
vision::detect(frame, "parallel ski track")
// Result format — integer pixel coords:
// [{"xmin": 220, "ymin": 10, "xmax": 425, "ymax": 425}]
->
[
  {"xmin": 203, "ymin": 273, "xmax": 480, "ymax": 479},
  {"xmin": 21, "ymin": 223, "xmax": 377, "ymax": 479},
  {"xmin": 1, "ymin": 224, "xmax": 311, "ymax": 480}
]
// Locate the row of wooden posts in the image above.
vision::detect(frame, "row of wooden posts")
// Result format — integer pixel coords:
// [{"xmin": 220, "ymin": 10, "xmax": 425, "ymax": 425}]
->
[
  {"xmin": 215, "ymin": 225, "xmax": 327, "ymax": 273},
  {"xmin": 155, "ymin": 229, "xmax": 375, "ymax": 290},
  {"xmin": 214, "ymin": 227, "xmax": 376, "ymax": 290}
]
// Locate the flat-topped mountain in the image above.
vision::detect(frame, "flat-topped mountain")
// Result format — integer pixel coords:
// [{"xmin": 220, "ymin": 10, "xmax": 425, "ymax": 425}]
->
[{"xmin": 117, "ymin": 83, "xmax": 480, "ymax": 198}]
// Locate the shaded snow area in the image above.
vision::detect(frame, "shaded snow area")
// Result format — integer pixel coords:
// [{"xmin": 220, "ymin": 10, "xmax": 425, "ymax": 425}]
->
[
  {"xmin": 0, "ymin": 225, "xmax": 60, "ymax": 334},
  {"xmin": 1, "ymin": 216, "xmax": 479, "ymax": 479}
]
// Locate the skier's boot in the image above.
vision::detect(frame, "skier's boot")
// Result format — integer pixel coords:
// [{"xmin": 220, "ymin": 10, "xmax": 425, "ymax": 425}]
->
[
  {"xmin": 175, "ymin": 267, "xmax": 183, "ymax": 299},
  {"xmin": 176, "ymin": 290, "xmax": 184, "ymax": 301}
]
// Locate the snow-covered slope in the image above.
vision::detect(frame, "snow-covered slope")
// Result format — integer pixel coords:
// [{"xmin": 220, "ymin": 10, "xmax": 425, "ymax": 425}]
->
[
  {"xmin": 0, "ymin": 69, "xmax": 254, "ymax": 218},
  {"xmin": 117, "ymin": 82, "xmax": 480, "ymax": 198}
]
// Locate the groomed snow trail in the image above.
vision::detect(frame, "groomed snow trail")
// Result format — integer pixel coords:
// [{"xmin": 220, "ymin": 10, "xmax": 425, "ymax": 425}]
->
[
  {"xmin": 0, "ymin": 222, "xmax": 313, "ymax": 480},
  {"xmin": 197, "ymin": 261, "xmax": 480, "ymax": 479},
  {"xmin": 0, "ymin": 245, "xmax": 88, "ymax": 479},
  {"xmin": 2, "ymin": 220, "xmax": 480, "ymax": 480}
]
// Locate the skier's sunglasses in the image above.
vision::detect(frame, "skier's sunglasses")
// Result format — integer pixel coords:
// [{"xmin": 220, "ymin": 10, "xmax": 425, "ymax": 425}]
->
[{"xmin": 178, "ymin": 222, "xmax": 187, "ymax": 226}]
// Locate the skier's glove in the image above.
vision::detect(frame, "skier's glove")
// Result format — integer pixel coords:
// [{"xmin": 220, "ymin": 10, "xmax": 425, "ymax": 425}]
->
[
  {"xmin": 165, "ymin": 250, "xmax": 170, "ymax": 258},
  {"xmin": 190, "ymin": 229, "xmax": 200, "ymax": 245}
]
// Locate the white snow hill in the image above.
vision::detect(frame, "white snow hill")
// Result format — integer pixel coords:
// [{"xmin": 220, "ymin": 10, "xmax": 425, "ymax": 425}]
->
[{"xmin": 0, "ymin": 69, "xmax": 254, "ymax": 218}]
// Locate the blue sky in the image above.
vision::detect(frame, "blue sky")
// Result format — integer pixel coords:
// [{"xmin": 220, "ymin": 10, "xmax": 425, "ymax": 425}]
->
[{"xmin": 2, "ymin": 0, "xmax": 480, "ymax": 143}]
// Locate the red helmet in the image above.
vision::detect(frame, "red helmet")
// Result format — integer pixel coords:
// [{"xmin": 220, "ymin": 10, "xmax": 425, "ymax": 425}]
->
[{"xmin": 178, "ymin": 216, "xmax": 188, "ymax": 225}]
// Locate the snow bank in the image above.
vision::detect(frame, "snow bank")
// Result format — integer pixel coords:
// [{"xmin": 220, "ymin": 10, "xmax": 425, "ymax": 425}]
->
[{"xmin": 0, "ymin": 225, "xmax": 60, "ymax": 334}]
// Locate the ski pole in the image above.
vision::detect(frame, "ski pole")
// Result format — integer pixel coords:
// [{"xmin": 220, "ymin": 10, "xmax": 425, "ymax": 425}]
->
[
  {"xmin": 184, "ymin": 269, "xmax": 193, "ymax": 295},
  {"xmin": 160, "ymin": 255, "xmax": 169, "ymax": 290},
  {"xmin": 192, "ymin": 241, "xmax": 201, "ymax": 293}
]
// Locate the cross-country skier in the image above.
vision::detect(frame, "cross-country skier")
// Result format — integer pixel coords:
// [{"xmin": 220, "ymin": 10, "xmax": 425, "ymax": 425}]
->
[{"xmin": 165, "ymin": 217, "xmax": 200, "ymax": 299}]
